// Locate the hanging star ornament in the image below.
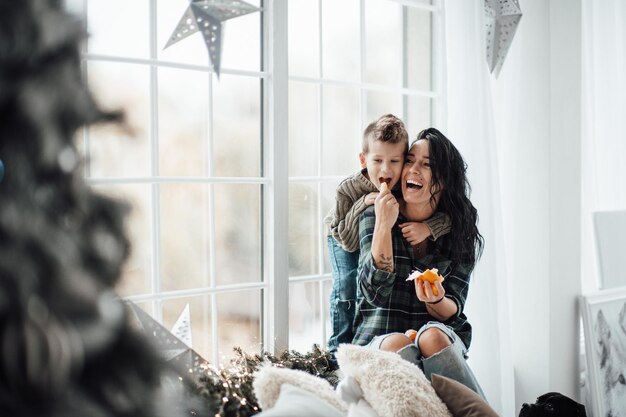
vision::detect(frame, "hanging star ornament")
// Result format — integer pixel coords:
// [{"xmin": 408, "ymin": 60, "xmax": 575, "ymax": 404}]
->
[
  {"xmin": 164, "ymin": 0, "xmax": 260, "ymax": 77},
  {"xmin": 484, "ymin": 0, "xmax": 522, "ymax": 77}
]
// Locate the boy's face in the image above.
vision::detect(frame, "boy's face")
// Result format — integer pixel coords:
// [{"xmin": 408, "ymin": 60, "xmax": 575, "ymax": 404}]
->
[{"xmin": 359, "ymin": 138, "xmax": 406, "ymax": 190}]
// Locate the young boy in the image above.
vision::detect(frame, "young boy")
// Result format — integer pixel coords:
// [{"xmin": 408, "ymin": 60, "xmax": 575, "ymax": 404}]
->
[{"xmin": 324, "ymin": 114, "xmax": 451, "ymax": 355}]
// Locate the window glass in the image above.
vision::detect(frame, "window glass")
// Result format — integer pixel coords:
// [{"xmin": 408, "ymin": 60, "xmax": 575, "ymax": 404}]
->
[
  {"xmin": 86, "ymin": 61, "xmax": 151, "ymax": 177},
  {"xmin": 288, "ymin": 0, "xmax": 320, "ymax": 78},
  {"xmin": 365, "ymin": 91, "xmax": 403, "ymax": 127},
  {"xmin": 95, "ymin": 184, "xmax": 153, "ymax": 297},
  {"xmin": 214, "ymin": 184, "xmax": 262, "ymax": 285},
  {"xmin": 158, "ymin": 67, "xmax": 210, "ymax": 177},
  {"xmin": 406, "ymin": 96, "xmax": 432, "ymax": 138},
  {"xmin": 321, "ymin": 85, "xmax": 360, "ymax": 177},
  {"xmin": 289, "ymin": 183, "xmax": 320, "ymax": 277},
  {"xmin": 289, "ymin": 281, "xmax": 323, "ymax": 352},
  {"xmin": 406, "ymin": 7, "xmax": 432, "ymax": 91},
  {"xmin": 289, "ymin": 81, "xmax": 320, "ymax": 177},
  {"xmin": 321, "ymin": 0, "xmax": 360, "ymax": 81},
  {"xmin": 365, "ymin": 0, "xmax": 402, "ymax": 87},
  {"xmin": 87, "ymin": 0, "xmax": 150, "ymax": 58},
  {"xmin": 321, "ymin": 181, "xmax": 340, "ymax": 275},
  {"xmin": 216, "ymin": 290, "xmax": 262, "ymax": 361},
  {"xmin": 159, "ymin": 184, "xmax": 211, "ymax": 291},
  {"xmin": 213, "ymin": 75, "xmax": 261, "ymax": 177}
]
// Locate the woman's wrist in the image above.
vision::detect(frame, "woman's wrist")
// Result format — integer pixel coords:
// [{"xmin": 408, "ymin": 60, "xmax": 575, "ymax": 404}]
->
[{"xmin": 426, "ymin": 296, "xmax": 445, "ymax": 305}]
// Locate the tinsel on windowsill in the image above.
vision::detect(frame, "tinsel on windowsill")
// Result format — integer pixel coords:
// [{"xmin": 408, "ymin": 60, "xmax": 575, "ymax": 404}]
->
[{"xmin": 195, "ymin": 344, "xmax": 338, "ymax": 417}]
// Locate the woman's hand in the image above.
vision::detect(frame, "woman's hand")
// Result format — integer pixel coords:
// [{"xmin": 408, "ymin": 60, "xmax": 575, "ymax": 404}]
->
[
  {"xmin": 374, "ymin": 186, "xmax": 399, "ymax": 231},
  {"xmin": 414, "ymin": 277, "xmax": 445, "ymax": 303},
  {"xmin": 399, "ymin": 221, "xmax": 431, "ymax": 246}
]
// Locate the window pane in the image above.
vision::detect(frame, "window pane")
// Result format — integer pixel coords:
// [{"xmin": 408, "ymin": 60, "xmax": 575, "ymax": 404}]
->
[
  {"xmin": 213, "ymin": 75, "xmax": 261, "ymax": 177},
  {"xmin": 406, "ymin": 7, "xmax": 432, "ymax": 91},
  {"xmin": 217, "ymin": 290, "xmax": 262, "ymax": 361},
  {"xmin": 321, "ymin": 0, "xmax": 360, "ymax": 81},
  {"xmin": 159, "ymin": 184, "xmax": 210, "ymax": 291},
  {"xmin": 214, "ymin": 184, "xmax": 262, "ymax": 285},
  {"xmin": 406, "ymin": 96, "xmax": 432, "ymax": 139},
  {"xmin": 86, "ymin": 62, "xmax": 151, "ymax": 177},
  {"xmin": 321, "ymin": 181, "xmax": 341, "ymax": 275},
  {"xmin": 221, "ymin": 13, "xmax": 261, "ymax": 72},
  {"xmin": 365, "ymin": 0, "xmax": 402, "ymax": 87},
  {"xmin": 289, "ymin": 183, "xmax": 320, "ymax": 277},
  {"xmin": 289, "ymin": 281, "xmax": 323, "ymax": 352},
  {"xmin": 289, "ymin": 81, "xmax": 319, "ymax": 177},
  {"xmin": 289, "ymin": 0, "xmax": 320, "ymax": 78},
  {"xmin": 87, "ymin": 0, "xmax": 150, "ymax": 59},
  {"xmin": 321, "ymin": 85, "xmax": 360, "ymax": 176},
  {"xmin": 161, "ymin": 296, "xmax": 213, "ymax": 362},
  {"xmin": 365, "ymin": 91, "xmax": 403, "ymax": 128},
  {"xmin": 158, "ymin": 67, "xmax": 210, "ymax": 177},
  {"xmin": 94, "ymin": 184, "xmax": 153, "ymax": 297}
]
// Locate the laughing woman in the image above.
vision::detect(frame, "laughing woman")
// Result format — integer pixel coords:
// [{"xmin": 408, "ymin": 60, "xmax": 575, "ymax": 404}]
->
[{"xmin": 352, "ymin": 128, "xmax": 486, "ymax": 399}]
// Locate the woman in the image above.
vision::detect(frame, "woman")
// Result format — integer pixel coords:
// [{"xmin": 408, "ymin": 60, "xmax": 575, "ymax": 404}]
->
[{"xmin": 352, "ymin": 128, "xmax": 486, "ymax": 398}]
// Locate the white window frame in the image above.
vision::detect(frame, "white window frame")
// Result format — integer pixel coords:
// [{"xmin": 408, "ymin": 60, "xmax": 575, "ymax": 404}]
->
[{"xmin": 73, "ymin": 0, "xmax": 443, "ymax": 361}]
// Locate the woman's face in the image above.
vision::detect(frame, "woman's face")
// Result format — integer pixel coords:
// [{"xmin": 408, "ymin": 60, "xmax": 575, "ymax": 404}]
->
[{"xmin": 402, "ymin": 139, "xmax": 439, "ymax": 207}]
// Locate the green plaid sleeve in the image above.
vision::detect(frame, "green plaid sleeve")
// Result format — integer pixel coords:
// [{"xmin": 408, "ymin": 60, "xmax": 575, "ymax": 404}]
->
[{"xmin": 357, "ymin": 207, "xmax": 396, "ymax": 307}]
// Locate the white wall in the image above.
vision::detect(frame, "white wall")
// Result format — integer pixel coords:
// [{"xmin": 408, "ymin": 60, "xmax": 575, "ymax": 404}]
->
[{"xmin": 493, "ymin": 0, "xmax": 582, "ymax": 411}]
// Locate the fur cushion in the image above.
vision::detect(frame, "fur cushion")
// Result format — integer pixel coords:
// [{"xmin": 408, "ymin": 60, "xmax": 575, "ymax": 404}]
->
[
  {"xmin": 336, "ymin": 344, "xmax": 451, "ymax": 417},
  {"xmin": 253, "ymin": 365, "xmax": 348, "ymax": 413},
  {"xmin": 255, "ymin": 384, "xmax": 345, "ymax": 417}
]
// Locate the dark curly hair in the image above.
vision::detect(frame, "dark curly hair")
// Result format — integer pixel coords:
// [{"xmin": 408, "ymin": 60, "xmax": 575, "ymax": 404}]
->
[
  {"xmin": 0, "ymin": 1, "xmax": 197, "ymax": 415},
  {"xmin": 415, "ymin": 128, "xmax": 484, "ymax": 266}
]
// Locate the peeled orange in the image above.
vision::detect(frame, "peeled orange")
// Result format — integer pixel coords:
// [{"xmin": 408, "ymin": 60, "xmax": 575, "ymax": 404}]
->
[{"xmin": 406, "ymin": 268, "xmax": 444, "ymax": 296}]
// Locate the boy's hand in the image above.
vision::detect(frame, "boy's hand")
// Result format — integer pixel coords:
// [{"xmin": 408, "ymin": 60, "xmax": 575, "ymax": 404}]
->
[
  {"xmin": 364, "ymin": 191, "xmax": 378, "ymax": 206},
  {"xmin": 399, "ymin": 222, "xmax": 431, "ymax": 246},
  {"xmin": 374, "ymin": 184, "xmax": 398, "ymax": 229}
]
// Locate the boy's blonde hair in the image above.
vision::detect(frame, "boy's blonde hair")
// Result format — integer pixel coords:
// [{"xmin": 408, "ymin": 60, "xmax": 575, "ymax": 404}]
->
[{"xmin": 362, "ymin": 114, "xmax": 409, "ymax": 154}]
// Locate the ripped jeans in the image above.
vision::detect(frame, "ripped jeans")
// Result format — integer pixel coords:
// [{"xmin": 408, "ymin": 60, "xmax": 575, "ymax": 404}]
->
[
  {"xmin": 327, "ymin": 236, "xmax": 360, "ymax": 354},
  {"xmin": 368, "ymin": 322, "xmax": 486, "ymax": 401}
]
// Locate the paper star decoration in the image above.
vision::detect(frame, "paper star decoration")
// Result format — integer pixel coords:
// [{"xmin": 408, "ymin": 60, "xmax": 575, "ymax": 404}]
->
[
  {"xmin": 164, "ymin": 0, "xmax": 260, "ymax": 77},
  {"xmin": 484, "ymin": 0, "xmax": 522, "ymax": 77},
  {"xmin": 127, "ymin": 302, "xmax": 210, "ymax": 380}
]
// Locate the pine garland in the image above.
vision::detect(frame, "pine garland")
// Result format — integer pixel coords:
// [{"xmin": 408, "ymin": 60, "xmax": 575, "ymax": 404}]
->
[{"xmin": 195, "ymin": 344, "xmax": 338, "ymax": 417}]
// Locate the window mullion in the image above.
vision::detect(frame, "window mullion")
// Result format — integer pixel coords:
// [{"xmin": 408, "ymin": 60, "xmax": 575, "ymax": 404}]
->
[
  {"xmin": 432, "ymin": 0, "xmax": 445, "ymax": 128},
  {"xmin": 265, "ymin": 0, "xmax": 289, "ymax": 354}
]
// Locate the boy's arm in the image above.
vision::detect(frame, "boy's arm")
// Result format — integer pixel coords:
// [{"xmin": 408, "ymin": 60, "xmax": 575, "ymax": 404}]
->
[
  {"xmin": 423, "ymin": 211, "xmax": 451, "ymax": 241},
  {"xmin": 329, "ymin": 190, "xmax": 377, "ymax": 252}
]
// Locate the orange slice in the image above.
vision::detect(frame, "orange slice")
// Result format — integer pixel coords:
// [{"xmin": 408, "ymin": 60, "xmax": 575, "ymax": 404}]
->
[{"xmin": 406, "ymin": 268, "xmax": 444, "ymax": 296}]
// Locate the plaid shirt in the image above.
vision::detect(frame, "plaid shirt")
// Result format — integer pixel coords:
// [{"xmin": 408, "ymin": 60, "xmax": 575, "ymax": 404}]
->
[{"xmin": 353, "ymin": 206, "xmax": 474, "ymax": 348}]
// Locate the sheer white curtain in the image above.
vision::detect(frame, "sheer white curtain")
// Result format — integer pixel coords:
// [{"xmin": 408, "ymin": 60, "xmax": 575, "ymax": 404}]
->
[
  {"xmin": 441, "ymin": 1, "xmax": 514, "ymax": 415},
  {"xmin": 581, "ymin": 0, "xmax": 626, "ymax": 293}
]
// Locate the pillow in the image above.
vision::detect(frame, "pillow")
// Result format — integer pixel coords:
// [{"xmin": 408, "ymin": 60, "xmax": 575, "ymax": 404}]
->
[
  {"xmin": 253, "ymin": 365, "xmax": 347, "ymax": 413},
  {"xmin": 255, "ymin": 384, "xmax": 345, "ymax": 417},
  {"xmin": 431, "ymin": 374, "xmax": 499, "ymax": 417},
  {"xmin": 336, "ymin": 344, "xmax": 451, "ymax": 417}
]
